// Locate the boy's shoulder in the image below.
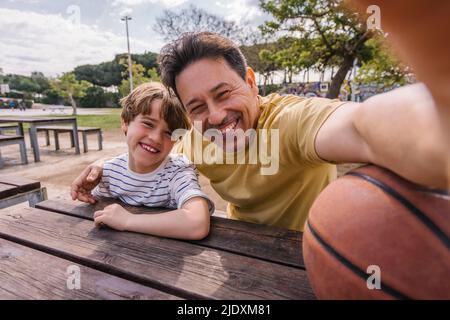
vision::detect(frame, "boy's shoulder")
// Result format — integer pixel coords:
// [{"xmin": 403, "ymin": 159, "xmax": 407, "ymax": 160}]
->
[
  {"xmin": 164, "ymin": 154, "xmax": 197, "ymax": 176},
  {"xmin": 104, "ymin": 153, "xmax": 128, "ymax": 169}
]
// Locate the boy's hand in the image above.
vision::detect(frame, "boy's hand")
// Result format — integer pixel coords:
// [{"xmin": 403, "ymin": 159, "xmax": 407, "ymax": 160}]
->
[
  {"xmin": 71, "ymin": 161, "xmax": 104, "ymax": 204},
  {"xmin": 94, "ymin": 203, "xmax": 132, "ymax": 231}
]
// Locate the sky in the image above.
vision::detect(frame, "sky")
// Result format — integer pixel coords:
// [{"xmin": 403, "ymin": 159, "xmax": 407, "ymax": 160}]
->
[{"xmin": 0, "ymin": 0, "xmax": 269, "ymax": 77}]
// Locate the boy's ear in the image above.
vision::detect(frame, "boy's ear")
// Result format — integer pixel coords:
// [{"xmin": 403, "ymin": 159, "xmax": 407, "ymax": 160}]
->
[{"xmin": 121, "ymin": 119, "xmax": 128, "ymax": 136}]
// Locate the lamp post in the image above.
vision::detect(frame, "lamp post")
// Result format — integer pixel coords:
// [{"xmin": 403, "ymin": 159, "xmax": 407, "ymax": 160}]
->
[{"xmin": 121, "ymin": 15, "xmax": 133, "ymax": 92}]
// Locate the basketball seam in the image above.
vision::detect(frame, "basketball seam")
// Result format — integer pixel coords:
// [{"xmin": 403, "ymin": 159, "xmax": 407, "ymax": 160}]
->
[
  {"xmin": 346, "ymin": 172, "xmax": 450, "ymax": 251},
  {"xmin": 306, "ymin": 220, "xmax": 410, "ymax": 300}
]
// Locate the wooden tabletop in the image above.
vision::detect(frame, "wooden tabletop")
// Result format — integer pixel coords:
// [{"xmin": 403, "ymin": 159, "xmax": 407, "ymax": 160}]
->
[
  {"xmin": 0, "ymin": 117, "xmax": 76, "ymax": 123},
  {"xmin": 0, "ymin": 175, "xmax": 41, "ymax": 199},
  {"xmin": 0, "ymin": 198, "xmax": 315, "ymax": 300}
]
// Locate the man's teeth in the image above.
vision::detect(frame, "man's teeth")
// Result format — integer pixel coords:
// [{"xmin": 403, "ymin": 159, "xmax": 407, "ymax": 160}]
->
[
  {"xmin": 141, "ymin": 143, "xmax": 159, "ymax": 153},
  {"xmin": 219, "ymin": 120, "xmax": 238, "ymax": 134}
]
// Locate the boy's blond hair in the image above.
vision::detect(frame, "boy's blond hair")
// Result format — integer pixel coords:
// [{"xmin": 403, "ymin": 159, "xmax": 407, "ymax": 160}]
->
[{"xmin": 120, "ymin": 82, "xmax": 191, "ymax": 131}]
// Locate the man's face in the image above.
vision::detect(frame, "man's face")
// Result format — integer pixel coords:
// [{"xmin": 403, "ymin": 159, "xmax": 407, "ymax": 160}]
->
[{"xmin": 175, "ymin": 58, "xmax": 260, "ymax": 151}]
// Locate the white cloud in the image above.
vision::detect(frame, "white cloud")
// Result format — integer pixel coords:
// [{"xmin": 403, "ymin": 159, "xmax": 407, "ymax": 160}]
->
[
  {"xmin": 215, "ymin": 0, "xmax": 264, "ymax": 23},
  {"xmin": 0, "ymin": 8, "xmax": 161, "ymax": 76}
]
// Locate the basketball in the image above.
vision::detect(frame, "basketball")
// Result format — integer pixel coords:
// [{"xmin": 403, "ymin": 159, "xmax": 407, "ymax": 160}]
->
[{"xmin": 303, "ymin": 165, "xmax": 450, "ymax": 299}]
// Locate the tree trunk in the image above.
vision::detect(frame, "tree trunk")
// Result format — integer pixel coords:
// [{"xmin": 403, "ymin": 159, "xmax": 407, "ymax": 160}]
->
[
  {"xmin": 326, "ymin": 55, "xmax": 354, "ymax": 99},
  {"xmin": 69, "ymin": 94, "xmax": 77, "ymax": 115},
  {"xmin": 262, "ymin": 76, "xmax": 267, "ymax": 96}
]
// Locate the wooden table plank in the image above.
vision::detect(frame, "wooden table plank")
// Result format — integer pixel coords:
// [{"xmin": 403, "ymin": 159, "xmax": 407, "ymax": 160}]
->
[
  {"xmin": 0, "ymin": 117, "xmax": 77, "ymax": 123},
  {"xmin": 0, "ymin": 239, "xmax": 181, "ymax": 300},
  {"xmin": 37, "ymin": 199, "xmax": 304, "ymax": 268},
  {"xmin": 0, "ymin": 207, "xmax": 315, "ymax": 300},
  {"xmin": 0, "ymin": 175, "xmax": 41, "ymax": 193},
  {"xmin": 0, "ymin": 183, "xmax": 20, "ymax": 199}
]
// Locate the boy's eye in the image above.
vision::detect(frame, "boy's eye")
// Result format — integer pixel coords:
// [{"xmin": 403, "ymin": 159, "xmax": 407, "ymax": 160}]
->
[{"xmin": 143, "ymin": 122, "xmax": 154, "ymax": 128}]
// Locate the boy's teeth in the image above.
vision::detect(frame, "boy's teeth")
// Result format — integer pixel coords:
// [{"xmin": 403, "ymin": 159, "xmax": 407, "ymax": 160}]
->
[{"xmin": 141, "ymin": 143, "xmax": 158, "ymax": 153}]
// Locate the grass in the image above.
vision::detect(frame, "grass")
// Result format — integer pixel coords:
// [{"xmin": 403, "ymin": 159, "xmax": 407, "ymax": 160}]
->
[{"xmin": 1, "ymin": 109, "xmax": 122, "ymax": 131}]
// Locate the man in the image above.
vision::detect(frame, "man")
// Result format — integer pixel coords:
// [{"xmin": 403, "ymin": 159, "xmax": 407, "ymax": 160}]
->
[{"xmin": 72, "ymin": 32, "xmax": 447, "ymax": 232}]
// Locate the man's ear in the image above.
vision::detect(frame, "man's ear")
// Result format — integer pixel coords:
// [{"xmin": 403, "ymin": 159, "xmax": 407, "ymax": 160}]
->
[
  {"xmin": 121, "ymin": 119, "xmax": 128, "ymax": 136},
  {"xmin": 246, "ymin": 67, "xmax": 259, "ymax": 96}
]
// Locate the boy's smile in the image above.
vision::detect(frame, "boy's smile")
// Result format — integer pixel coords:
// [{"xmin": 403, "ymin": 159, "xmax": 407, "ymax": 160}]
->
[{"xmin": 122, "ymin": 99, "xmax": 175, "ymax": 174}]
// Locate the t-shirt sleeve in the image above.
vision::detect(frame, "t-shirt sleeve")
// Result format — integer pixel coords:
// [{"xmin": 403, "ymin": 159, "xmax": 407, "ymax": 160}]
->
[
  {"xmin": 283, "ymin": 97, "xmax": 346, "ymax": 165},
  {"xmin": 92, "ymin": 162, "xmax": 115, "ymax": 199},
  {"xmin": 169, "ymin": 165, "xmax": 215, "ymax": 215}
]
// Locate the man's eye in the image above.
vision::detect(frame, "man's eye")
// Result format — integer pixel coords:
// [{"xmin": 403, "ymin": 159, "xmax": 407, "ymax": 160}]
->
[
  {"xmin": 190, "ymin": 105, "xmax": 204, "ymax": 114},
  {"xmin": 218, "ymin": 90, "xmax": 230, "ymax": 98}
]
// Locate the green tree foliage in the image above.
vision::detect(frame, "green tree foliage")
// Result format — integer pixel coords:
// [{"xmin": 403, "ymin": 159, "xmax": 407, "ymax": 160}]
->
[
  {"xmin": 118, "ymin": 59, "xmax": 160, "ymax": 97},
  {"xmin": 51, "ymin": 73, "xmax": 91, "ymax": 115},
  {"xmin": 354, "ymin": 36, "xmax": 409, "ymax": 89},
  {"xmin": 3, "ymin": 72, "xmax": 50, "ymax": 94},
  {"xmin": 74, "ymin": 52, "xmax": 158, "ymax": 87},
  {"xmin": 260, "ymin": 0, "xmax": 375, "ymax": 98}
]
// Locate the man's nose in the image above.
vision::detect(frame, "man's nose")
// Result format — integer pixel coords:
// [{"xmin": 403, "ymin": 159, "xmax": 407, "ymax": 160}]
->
[{"xmin": 207, "ymin": 103, "xmax": 227, "ymax": 126}]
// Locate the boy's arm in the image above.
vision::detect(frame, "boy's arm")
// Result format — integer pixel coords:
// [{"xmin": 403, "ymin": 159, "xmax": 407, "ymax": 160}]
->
[{"xmin": 93, "ymin": 197, "xmax": 211, "ymax": 240}]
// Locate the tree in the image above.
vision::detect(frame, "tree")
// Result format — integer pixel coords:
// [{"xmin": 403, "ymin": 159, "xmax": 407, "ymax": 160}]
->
[
  {"xmin": 73, "ymin": 52, "xmax": 159, "ymax": 87},
  {"xmin": 153, "ymin": 4, "xmax": 256, "ymax": 45},
  {"xmin": 118, "ymin": 60, "xmax": 160, "ymax": 97},
  {"xmin": 354, "ymin": 36, "xmax": 409, "ymax": 89},
  {"xmin": 260, "ymin": 0, "xmax": 374, "ymax": 98},
  {"xmin": 30, "ymin": 72, "xmax": 50, "ymax": 93},
  {"xmin": 51, "ymin": 73, "xmax": 91, "ymax": 115}
]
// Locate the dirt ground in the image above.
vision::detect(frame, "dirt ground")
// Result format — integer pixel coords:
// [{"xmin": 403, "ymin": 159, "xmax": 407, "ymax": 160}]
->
[{"xmin": 0, "ymin": 129, "xmax": 359, "ymax": 213}]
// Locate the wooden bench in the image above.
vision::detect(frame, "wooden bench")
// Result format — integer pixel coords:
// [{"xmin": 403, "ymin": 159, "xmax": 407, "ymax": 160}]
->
[
  {"xmin": 0, "ymin": 174, "xmax": 47, "ymax": 209},
  {"xmin": 0, "ymin": 135, "xmax": 28, "ymax": 167},
  {"xmin": 36, "ymin": 126, "xmax": 102, "ymax": 153}
]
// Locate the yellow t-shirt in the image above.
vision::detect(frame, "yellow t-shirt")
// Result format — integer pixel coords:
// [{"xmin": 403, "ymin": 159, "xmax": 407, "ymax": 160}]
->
[{"xmin": 173, "ymin": 93, "xmax": 346, "ymax": 231}]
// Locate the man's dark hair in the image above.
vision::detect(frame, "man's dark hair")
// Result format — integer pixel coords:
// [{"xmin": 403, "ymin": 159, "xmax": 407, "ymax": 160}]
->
[{"xmin": 159, "ymin": 32, "xmax": 248, "ymax": 99}]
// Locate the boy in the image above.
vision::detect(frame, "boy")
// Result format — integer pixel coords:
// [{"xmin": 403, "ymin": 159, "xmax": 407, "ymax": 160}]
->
[{"xmin": 89, "ymin": 82, "xmax": 214, "ymax": 240}]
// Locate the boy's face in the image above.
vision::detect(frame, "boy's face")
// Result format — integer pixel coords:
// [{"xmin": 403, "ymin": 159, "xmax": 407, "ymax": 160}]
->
[{"xmin": 121, "ymin": 99, "xmax": 175, "ymax": 173}]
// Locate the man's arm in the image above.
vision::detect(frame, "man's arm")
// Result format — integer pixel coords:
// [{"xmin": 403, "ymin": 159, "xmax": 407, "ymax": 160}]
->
[
  {"xmin": 316, "ymin": 83, "xmax": 448, "ymax": 188},
  {"xmin": 71, "ymin": 158, "xmax": 108, "ymax": 203}
]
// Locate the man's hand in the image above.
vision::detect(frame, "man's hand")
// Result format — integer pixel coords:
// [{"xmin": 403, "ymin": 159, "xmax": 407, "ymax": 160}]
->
[
  {"xmin": 70, "ymin": 160, "xmax": 104, "ymax": 204},
  {"xmin": 94, "ymin": 203, "xmax": 132, "ymax": 231}
]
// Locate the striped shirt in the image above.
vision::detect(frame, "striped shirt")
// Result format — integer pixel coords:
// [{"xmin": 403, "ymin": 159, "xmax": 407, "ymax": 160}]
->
[{"xmin": 92, "ymin": 153, "xmax": 214, "ymax": 214}]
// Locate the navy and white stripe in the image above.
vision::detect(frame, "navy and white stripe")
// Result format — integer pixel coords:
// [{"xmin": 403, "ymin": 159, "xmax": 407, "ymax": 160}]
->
[{"xmin": 93, "ymin": 153, "xmax": 214, "ymax": 214}]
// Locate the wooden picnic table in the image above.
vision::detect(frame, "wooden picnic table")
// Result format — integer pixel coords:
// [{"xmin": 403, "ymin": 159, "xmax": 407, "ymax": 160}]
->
[
  {"xmin": 0, "ymin": 198, "xmax": 315, "ymax": 300},
  {"xmin": 0, "ymin": 174, "xmax": 47, "ymax": 209},
  {"xmin": 0, "ymin": 117, "xmax": 80, "ymax": 162}
]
